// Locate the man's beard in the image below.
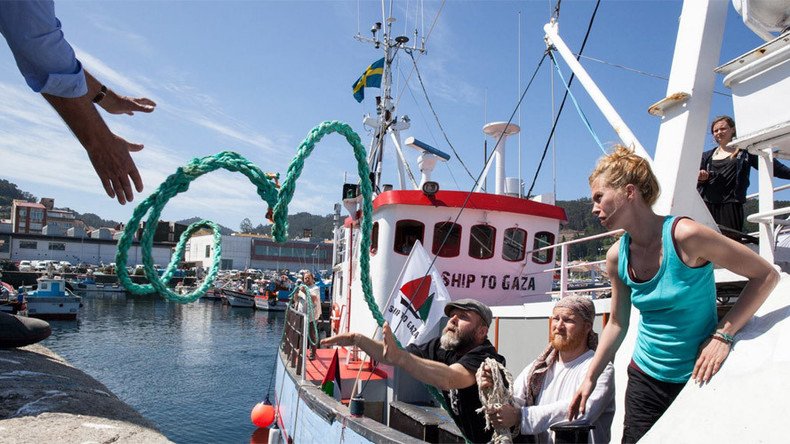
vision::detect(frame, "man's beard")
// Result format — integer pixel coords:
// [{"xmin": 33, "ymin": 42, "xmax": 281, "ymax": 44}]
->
[
  {"xmin": 440, "ymin": 326, "xmax": 474, "ymax": 351},
  {"xmin": 550, "ymin": 330, "xmax": 587, "ymax": 352}
]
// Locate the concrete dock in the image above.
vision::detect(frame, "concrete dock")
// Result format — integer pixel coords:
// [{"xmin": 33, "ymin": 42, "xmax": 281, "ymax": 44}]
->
[{"xmin": 0, "ymin": 344, "xmax": 170, "ymax": 443}]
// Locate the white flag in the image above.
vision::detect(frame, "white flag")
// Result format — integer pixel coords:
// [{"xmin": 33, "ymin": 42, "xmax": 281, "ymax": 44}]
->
[{"xmin": 383, "ymin": 240, "xmax": 450, "ymax": 346}]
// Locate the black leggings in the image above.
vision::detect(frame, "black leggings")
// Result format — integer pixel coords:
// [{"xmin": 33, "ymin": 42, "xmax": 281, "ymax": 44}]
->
[{"xmin": 622, "ymin": 364, "xmax": 685, "ymax": 443}]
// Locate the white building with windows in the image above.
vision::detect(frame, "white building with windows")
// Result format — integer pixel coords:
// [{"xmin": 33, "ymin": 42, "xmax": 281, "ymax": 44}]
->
[{"xmin": 184, "ymin": 233, "xmax": 332, "ymax": 272}]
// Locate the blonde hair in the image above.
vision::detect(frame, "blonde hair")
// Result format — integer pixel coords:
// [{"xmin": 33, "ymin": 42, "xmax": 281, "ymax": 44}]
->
[{"xmin": 588, "ymin": 145, "xmax": 660, "ymax": 206}]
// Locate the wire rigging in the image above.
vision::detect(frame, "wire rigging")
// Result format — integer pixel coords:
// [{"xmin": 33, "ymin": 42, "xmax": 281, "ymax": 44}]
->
[
  {"xmin": 407, "ymin": 51, "xmax": 477, "ymax": 182},
  {"xmin": 525, "ymin": 0, "xmax": 601, "ymax": 198}
]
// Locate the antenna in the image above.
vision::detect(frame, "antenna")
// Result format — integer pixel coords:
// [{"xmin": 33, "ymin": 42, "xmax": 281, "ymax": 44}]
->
[{"xmin": 354, "ymin": 13, "xmax": 428, "ymax": 191}]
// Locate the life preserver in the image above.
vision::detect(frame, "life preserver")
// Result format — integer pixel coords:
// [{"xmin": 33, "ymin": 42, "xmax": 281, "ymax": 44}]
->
[{"xmin": 331, "ymin": 303, "xmax": 341, "ymax": 334}]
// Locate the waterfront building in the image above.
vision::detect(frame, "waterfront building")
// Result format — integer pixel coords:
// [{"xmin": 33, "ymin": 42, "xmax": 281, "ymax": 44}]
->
[
  {"xmin": 11, "ymin": 200, "xmax": 46, "ymax": 234},
  {"xmin": 1, "ymin": 231, "xmax": 173, "ymax": 266},
  {"xmin": 184, "ymin": 233, "xmax": 332, "ymax": 272}
]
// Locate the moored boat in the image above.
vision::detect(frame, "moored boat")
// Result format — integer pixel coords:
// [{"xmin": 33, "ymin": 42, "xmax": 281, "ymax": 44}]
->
[
  {"xmin": 68, "ymin": 276, "xmax": 126, "ymax": 295},
  {"xmin": 24, "ymin": 277, "xmax": 82, "ymax": 320},
  {"xmin": 222, "ymin": 288, "xmax": 256, "ymax": 308}
]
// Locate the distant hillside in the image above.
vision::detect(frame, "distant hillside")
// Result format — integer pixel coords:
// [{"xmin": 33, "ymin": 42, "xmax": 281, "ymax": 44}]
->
[
  {"xmin": 240, "ymin": 212, "xmax": 335, "ymax": 240},
  {"xmin": 177, "ymin": 217, "xmax": 236, "ymax": 236},
  {"xmin": 0, "ymin": 179, "xmax": 36, "ymax": 218},
  {"xmin": 74, "ymin": 212, "xmax": 120, "ymax": 230}
]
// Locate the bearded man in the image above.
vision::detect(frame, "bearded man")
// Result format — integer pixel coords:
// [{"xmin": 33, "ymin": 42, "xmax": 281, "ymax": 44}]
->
[
  {"xmin": 322, "ymin": 298, "xmax": 504, "ymax": 443},
  {"xmin": 482, "ymin": 296, "xmax": 615, "ymax": 443}
]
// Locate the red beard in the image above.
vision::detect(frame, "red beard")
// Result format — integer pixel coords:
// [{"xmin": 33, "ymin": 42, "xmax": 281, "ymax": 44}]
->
[{"xmin": 550, "ymin": 330, "xmax": 586, "ymax": 352}]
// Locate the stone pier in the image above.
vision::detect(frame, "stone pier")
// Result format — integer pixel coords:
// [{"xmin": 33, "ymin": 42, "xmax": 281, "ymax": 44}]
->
[{"xmin": 0, "ymin": 345, "xmax": 170, "ymax": 443}]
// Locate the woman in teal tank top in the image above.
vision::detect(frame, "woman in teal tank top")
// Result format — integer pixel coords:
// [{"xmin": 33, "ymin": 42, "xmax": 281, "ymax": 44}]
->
[{"xmin": 567, "ymin": 146, "xmax": 778, "ymax": 443}]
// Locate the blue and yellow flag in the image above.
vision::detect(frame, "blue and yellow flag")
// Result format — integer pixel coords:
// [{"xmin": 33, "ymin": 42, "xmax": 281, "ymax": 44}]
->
[{"xmin": 352, "ymin": 58, "xmax": 384, "ymax": 103}]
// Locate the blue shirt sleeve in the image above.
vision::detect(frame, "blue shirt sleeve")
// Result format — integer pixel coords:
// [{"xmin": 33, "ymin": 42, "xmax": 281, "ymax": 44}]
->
[{"xmin": 0, "ymin": 0, "xmax": 86, "ymax": 97}]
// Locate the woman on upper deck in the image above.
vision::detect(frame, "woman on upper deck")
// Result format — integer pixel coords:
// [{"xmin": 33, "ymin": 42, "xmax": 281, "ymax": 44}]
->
[
  {"xmin": 697, "ymin": 115, "xmax": 790, "ymax": 233},
  {"xmin": 568, "ymin": 145, "xmax": 779, "ymax": 443}
]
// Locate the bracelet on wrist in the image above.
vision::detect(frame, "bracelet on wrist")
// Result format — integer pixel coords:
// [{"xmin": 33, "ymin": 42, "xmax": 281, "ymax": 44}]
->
[
  {"xmin": 711, "ymin": 331, "xmax": 734, "ymax": 345},
  {"xmin": 92, "ymin": 84, "xmax": 107, "ymax": 103}
]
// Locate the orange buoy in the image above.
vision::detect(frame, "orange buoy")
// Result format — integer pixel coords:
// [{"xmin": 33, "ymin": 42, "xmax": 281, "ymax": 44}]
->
[{"xmin": 250, "ymin": 402, "xmax": 275, "ymax": 428}]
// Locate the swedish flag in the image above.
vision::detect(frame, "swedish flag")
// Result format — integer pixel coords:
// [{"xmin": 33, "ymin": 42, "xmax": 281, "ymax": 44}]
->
[{"xmin": 352, "ymin": 58, "xmax": 384, "ymax": 103}]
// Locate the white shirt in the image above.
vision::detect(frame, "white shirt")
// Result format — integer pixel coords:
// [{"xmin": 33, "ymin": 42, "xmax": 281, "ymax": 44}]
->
[
  {"xmin": 298, "ymin": 285, "xmax": 321, "ymax": 322},
  {"xmin": 513, "ymin": 349, "xmax": 615, "ymax": 444}
]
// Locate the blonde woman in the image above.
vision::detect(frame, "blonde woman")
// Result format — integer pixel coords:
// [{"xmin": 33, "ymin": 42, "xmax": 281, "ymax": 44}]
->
[{"xmin": 569, "ymin": 146, "xmax": 778, "ymax": 443}]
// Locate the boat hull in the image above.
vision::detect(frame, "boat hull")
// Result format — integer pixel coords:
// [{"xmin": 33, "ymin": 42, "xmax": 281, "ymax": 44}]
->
[
  {"xmin": 222, "ymin": 289, "xmax": 255, "ymax": 308},
  {"xmin": 274, "ymin": 349, "xmax": 422, "ymax": 443},
  {"xmin": 254, "ymin": 296, "xmax": 286, "ymax": 311},
  {"xmin": 26, "ymin": 296, "xmax": 81, "ymax": 320}
]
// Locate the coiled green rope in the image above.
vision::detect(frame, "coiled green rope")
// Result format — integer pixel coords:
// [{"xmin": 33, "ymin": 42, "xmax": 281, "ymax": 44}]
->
[{"xmin": 114, "ymin": 120, "xmax": 448, "ymax": 416}]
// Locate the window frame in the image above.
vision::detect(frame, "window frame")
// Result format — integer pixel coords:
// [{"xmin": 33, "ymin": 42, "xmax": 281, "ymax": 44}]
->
[
  {"xmin": 468, "ymin": 224, "xmax": 496, "ymax": 260},
  {"xmin": 502, "ymin": 227, "xmax": 527, "ymax": 262},
  {"xmin": 532, "ymin": 231, "xmax": 556, "ymax": 264},
  {"xmin": 394, "ymin": 220, "xmax": 425, "ymax": 256},
  {"xmin": 432, "ymin": 221, "xmax": 462, "ymax": 258}
]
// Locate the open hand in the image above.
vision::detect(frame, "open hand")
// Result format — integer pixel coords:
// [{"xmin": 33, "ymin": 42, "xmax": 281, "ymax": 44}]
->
[
  {"xmin": 381, "ymin": 322, "xmax": 403, "ymax": 365},
  {"xmin": 86, "ymin": 133, "xmax": 144, "ymax": 205},
  {"xmin": 692, "ymin": 337, "xmax": 731, "ymax": 384},
  {"xmin": 99, "ymin": 91, "xmax": 156, "ymax": 115}
]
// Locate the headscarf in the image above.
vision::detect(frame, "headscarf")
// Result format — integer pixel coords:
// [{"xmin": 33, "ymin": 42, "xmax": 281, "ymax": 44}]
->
[{"xmin": 523, "ymin": 295, "xmax": 598, "ymax": 406}]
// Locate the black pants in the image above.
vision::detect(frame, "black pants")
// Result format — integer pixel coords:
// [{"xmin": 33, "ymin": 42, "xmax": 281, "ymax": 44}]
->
[{"xmin": 622, "ymin": 364, "xmax": 685, "ymax": 443}]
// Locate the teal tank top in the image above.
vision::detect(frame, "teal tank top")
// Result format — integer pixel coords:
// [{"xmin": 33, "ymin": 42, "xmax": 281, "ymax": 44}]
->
[{"xmin": 618, "ymin": 216, "xmax": 717, "ymax": 383}]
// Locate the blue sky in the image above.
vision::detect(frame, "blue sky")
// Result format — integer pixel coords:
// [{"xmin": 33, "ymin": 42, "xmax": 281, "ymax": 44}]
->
[{"xmin": 0, "ymin": 1, "xmax": 766, "ymax": 231}]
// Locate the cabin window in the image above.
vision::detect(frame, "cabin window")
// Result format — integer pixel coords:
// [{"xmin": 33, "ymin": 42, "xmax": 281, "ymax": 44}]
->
[
  {"xmin": 394, "ymin": 220, "xmax": 424, "ymax": 255},
  {"xmin": 532, "ymin": 231, "xmax": 555, "ymax": 264},
  {"xmin": 469, "ymin": 225, "xmax": 495, "ymax": 260},
  {"xmin": 370, "ymin": 222, "xmax": 379, "ymax": 255},
  {"xmin": 432, "ymin": 222, "xmax": 462, "ymax": 257},
  {"xmin": 205, "ymin": 245, "xmax": 211, "ymax": 258},
  {"xmin": 502, "ymin": 228, "xmax": 527, "ymax": 262},
  {"xmin": 19, "ymin": 241, "xmax": 37, "ymax": 249}
]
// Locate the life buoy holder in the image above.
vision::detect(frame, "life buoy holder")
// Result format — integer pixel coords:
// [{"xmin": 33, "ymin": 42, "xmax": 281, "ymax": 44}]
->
[{"xmin": 331, "ymin": 303, "xmax": 341, "ymax": 334}]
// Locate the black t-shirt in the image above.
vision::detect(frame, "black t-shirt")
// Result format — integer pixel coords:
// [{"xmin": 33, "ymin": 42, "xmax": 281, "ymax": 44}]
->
[
  {"xmin": 406, "ymin": 337, "xmax": 506, "ymax": 443},
  {"xmin": 704, "ymin": 156, "xmax": 739, "ymax": 203}
]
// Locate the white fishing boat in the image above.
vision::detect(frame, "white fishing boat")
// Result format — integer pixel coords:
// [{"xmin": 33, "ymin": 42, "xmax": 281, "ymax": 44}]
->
[
  {"xmin": 254, "ymin": 294, "xmax": 287, "ymax": 312},
  {"xmin": 222, "ymin": 288, "xmax": 256, "ymax": 308},
  {"xmin": 68, "ymin": 276, "xmax": 127, "ymax": 295},
  {"xmin": 24, "ymin": 277, "xmax": 82, "ymax": 320},
  {"xmin": 271, "ymin": 1, "xmax": 790, "ymax": 443}
]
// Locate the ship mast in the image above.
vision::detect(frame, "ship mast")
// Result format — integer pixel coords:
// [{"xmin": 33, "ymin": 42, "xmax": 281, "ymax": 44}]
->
[{"xmin": 355, "ymin": 16, "xmax": 425, "ymax": 192}]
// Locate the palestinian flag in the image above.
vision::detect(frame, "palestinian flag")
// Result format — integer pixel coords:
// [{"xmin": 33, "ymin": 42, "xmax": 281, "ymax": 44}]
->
[{"xmin": 321, "ymin": 349, "xmax": 342, "ymax": 398}]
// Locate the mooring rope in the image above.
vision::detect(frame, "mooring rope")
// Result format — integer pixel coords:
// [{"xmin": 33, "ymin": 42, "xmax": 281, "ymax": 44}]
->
[
  {"xmin": 476, "ymin": 358, "xmax": 519, "ymax": 444},
  {"xmin": 114, "ymin": 120, "xmax": 449, "ymax": 412}
]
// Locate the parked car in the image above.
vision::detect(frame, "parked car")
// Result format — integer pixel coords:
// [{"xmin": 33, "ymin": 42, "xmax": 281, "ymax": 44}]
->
[{"xmin": 18, "ymin": 260, "xmax": 33, "ymax": 272}]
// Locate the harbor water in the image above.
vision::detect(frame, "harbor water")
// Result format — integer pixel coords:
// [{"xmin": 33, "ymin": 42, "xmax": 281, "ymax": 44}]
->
[{"xmin": 41, "ymin": 291, "xmax": 283, "ymax": 443}]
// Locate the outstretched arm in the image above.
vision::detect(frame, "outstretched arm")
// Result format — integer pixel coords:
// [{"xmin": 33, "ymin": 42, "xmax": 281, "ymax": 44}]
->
[
  {"xmin": 43, "ymin": 91, "xmax": 144, "ymax": 205},
  {"xmin": 85, "ymin": 71, "xmax": 156, "ymax": 116},
  {"xmin": 568, "ymin": 243, "xmax": 631, "ymax": 420},
  {"xmin": 322, "ymin": 323, "xmax": 477, "ymax": 391},
  {"xmin": 674, "ymin": 219, "xmax": 779, "ymax": 383}
]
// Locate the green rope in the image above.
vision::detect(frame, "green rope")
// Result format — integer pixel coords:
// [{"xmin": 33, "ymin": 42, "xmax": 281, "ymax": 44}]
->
[{"xmin": 114, "ymin": 120, "xmax": 448, "ymax": 415}]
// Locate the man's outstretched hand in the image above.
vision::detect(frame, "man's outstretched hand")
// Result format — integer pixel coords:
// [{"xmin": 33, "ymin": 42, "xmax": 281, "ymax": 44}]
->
[
  {"xmin": 85, "ymin": 133, "xmax": 144, "ymax": 205},
  {"xmin": 99, "ymin": 91, "xmax": 156, "ymax": 116}
]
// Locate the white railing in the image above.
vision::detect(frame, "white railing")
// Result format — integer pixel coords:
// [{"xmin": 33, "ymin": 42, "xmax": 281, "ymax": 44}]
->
[{"xmin": 523, "ymin": 229, "xmax": 624, "ymax": 299}]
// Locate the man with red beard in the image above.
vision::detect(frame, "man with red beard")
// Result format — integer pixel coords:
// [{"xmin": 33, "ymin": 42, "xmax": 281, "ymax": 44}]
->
[
  {"xmin": 322, "ymin": 298, "xmax": 504, "ymax": 443},
  {"xmin": 482, "ymin": 296, "xmax": 614, "ymax": 443}
]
